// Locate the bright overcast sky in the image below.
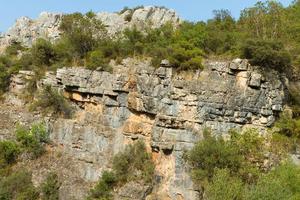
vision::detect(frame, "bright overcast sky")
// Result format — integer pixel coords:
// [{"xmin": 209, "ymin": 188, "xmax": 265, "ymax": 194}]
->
[{"xmin": 0, "ymin": 0, "xmax": 294, "ymax": 32}]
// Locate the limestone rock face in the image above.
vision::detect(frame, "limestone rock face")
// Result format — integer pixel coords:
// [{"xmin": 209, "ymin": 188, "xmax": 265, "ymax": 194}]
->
[
  {"xmin": 0, "ymin": 12, "xmax": 62, "ymax": 51},
  {"xmin": 0, "ymin": 6, "xmax": 180, "ymax": 52},
  {"xmin": 96, "ymin": 6, "xmax": 180, "ymax": 35},
  {"xmin": 7, "ymin": 58, "xmax": 287, "ymax": 200}
]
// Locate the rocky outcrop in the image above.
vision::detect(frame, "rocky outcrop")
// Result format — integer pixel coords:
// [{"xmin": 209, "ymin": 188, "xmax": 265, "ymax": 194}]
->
[
  {"xmin": 0, "ymin": 12, "xmax": 62, "ymax": 52},
  {"xmin": 7, "ymin": 58, "xmax": 286, "ymax": 199},
  {"xmin": 96, "ymin": 6, "xmax": 181, "ymax": 35},
  {"xmin": 0, "ymin": 6, "xmax": 180, "ymax": 52}
]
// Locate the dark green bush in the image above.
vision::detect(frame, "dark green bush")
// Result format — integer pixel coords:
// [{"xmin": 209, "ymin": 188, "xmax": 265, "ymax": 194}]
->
[
  {"xmin": 206, "ymin": 169, "xmax": 244, "ymax": 200},
  {"xmin": 241, "ymin": 39, "xmax": 291, "ymax": 72},
  {"xmin": 0, "ymin": 169, "xmax": 39, "ymax": 200},
  {"xmin": 88, "ymin": 171, "xmax": 116, "ymax": 200},
  {"xmin": 112, "ymin": 140, "xmax": 154, "ymax": 184},
  {"xmin": 31, "ymin": 38, "xmax": 56, "ymax": 66},
  {"xmin": 0, "ymin": 141, "xmax": 20, "ymax": 166},
  {"xmin": 41, "ymin": 172, "xmax": 61, "ymax": 200},
  {"xmin": 86, "ymin": 50, "xmax": 112, "ymax": 72},
  {"xmin": 5, "ymin": 41, "xmax": 25, "ymax": 56},
  {"xmin": 245, "ymin": 162, "xmax": 300, "ymax": 200},
  {"xmin": 59, "ymin": 13, "xmax": 106, "ymax": 59},
  {"xmin": 31, "ymin": 85, "xmax": 72, "ymax": 118},
  {"xmin": 88, "ymin": 141, "xmax": 154, "ymax": 199},
  {"xmin": 16, "ymin": 123, "xmax": 49, "ymax": 158},
  {"xmin": 185, "ymin": 129, "xmax": 242, "ymax": 184}
]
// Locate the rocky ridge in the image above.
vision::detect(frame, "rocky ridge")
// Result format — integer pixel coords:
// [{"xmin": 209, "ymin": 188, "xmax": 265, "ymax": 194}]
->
[
  {"xmin": 7, "ymin": 58, "xmax": 286, "ymax": 199},
  {"xmin": 0, "ymin": 6, "xmax": 181, "ymax": 52}
]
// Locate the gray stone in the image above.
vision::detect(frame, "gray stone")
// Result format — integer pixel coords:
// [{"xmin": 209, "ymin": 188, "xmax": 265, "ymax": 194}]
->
[{"xmin": 249, "ymin": 73, "xmax": 262, "ymax": 88}]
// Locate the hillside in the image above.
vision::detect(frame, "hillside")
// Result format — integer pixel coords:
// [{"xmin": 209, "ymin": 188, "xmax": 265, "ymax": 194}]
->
[{"xmin": 1, "ymin": 2, "xmax": 300, "ymax": 200}]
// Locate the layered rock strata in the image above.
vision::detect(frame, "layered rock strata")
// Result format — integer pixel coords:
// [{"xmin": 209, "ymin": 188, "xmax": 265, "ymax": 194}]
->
[{"xmin": 8, "ymin": 58, "xmax": 286, "ymax": 199}]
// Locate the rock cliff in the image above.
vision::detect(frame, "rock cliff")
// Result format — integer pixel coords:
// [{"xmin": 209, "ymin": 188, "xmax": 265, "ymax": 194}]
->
[
  {"xmin": 6, "ymin": 58, "xmax": 286, "ymax": 199},
  {"xmin": 0, "ymin": 6, "xmax": 180, "ymax": 52}
]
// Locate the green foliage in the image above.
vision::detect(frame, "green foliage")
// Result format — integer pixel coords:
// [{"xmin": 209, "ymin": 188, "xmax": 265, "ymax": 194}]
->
[
  {"xmin": 5, "ymin": 42, "xmax": 25, "ymax": 56},
  {"xmin": 16, "ymin": 122, "xmax": 49, "ymax": 158},
  {"xmin": 31, "ymin": 85, "xmax": 72, "ymax": 118},
  {"xmin": 241, "ymin": 39, "xmax": 291, "ymax": 72},
  {"xmin": 86, "ymin": 50, "xmax": 112, "ymax": 72},
  {"xmin": 185, "ymin": 129, "xmax": 242, "ymax": 185},
  {"xmin": 112, "ymin": 140, "xmax": 155, "ymax": 184},
  {"xmin": 245, "ymin": 162, "xmax": 300, "ymax": 200},
  {"xmin": 205, "ymin": 162, "xmax": 300, "ymax": 200},
  {"xmin": 0, "ymin": 170, "xmax": 39, "ymax": 200},
  {"xmin": 0, "ymin": 56, "xmax": 12, "ymax": 94},
  {"xmin": 88, "ymin": 171, "xmax": 116, "ymax": 200},
  {"xmin": 206, "ymin": 169, "xmax": 244, "ymax": 200},
  {"xmin": 31, "ymin": 38, "xmax": 56, "ymax": 66},
  {"xmin": 0, "ymin": 141, "xmax": 20, "ymax": 166},
  {"xmin": 59, "ymin": 12, "xmax": 106, "ymax": 59},
  {"xmin": 88, "ymin": 141, "xmax": 154, "ymax": 199},
  {"xmin": 186, "ymin": 128, "xmax": 281, "ymax": 187},
  {"xmin": 275, "ymin": 110, "xmax": 300, "ymax": 139},
  {"xmin": 41, "ymin": 172, "xmax": 60, "ymax": 200}
]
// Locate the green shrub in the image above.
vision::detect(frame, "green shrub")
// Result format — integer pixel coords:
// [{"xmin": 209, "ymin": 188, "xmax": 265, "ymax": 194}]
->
[
  {"xmin": 0, "ymin": 170, "xmax": 39, "ymax": 200},
  {"xmin": 275, "ymin": 111, "xmax": 300, "ymax": 139},
  {"xmin": 112, "ymin": 140, "xmax": 155, "ymax": 184},
  {"xmin": 59, "ymin": 13, "xmax": 106, "ymax": 59},
  {"xmin": 88, "ymin": 141, "xmax": 154, "ymax": 199},
  {"xmin": 206, "ymin": 169, "xmax": 244, "ymax": 200},
  {"xmin": 241, "ymin": 39, "xmax": 291, "ymax": 72},
  {"xmin": 0, "ymin": 141, "xmax": 20, "ymax": 166},
  {"xmin": 41, "ymin": 172, "xmax": 60, "ymax": 200},
  {"xmin": 16, "ymin": 123, "xmax": 49, "ymax": 158},
  {"xmin": 31, "ymin": 38, "xmax": 56, "ymax": 66},
  {"xmin": 86, "ymin": 50, "xmax": 112, "ymax": 72},
  {"xmin": 185, "ymin": 129, "xmax": 242, "ymax": 185},
  {"xmin": 5, "ymin": 42, "xmax": 25, "ymax": 56},
  {"xmin": 31, "ymin": 85, "xmax": 72, "ymax": 118},
  {"xmin": 88, "ymin": 171, "xmax": 116, "ymax": 200},
  {"xmin": 245, "ymin": 162, "xmax": 300, "ymax": 200}
]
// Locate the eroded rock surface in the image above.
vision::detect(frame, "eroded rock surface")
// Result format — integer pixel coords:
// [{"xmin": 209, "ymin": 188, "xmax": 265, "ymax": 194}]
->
[{"xmin": 5, "ymin": 58, "xmax": 286, "ymax": 199}]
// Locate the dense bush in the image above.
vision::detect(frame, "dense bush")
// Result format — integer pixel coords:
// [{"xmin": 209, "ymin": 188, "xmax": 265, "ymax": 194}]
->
[
  {"xmin": 185, "ymin": 128, "xmax": 291, "ymax": 190},
  {"xmin": 245, "ymin": 162, "xmax": 300, "ymax": 200},
  {"xmin": 188, "ymin": 128, "xmax": 300, "ymax": 199},
  {"xmin": 59, "ymin": 12, "xmax": 106, "ymax": 59},
  {"xmin": 112, "ymin": 140, "xmax": 155, "ymax": 184},
  {"xmin": 206, "ymin": 169, "xmax": 244, "ymax": 200},
  {"xmin": 41, "ymin": 172, "xmax": 61, "ymax": 200},
  {"xmin": 0, "ymin": 141, "xmax": 20, "ymax": 166},
  {"xmin": 0, "ymin": 169, "xmax": 39, "ymax": 200},
  {"xmin": 88, "ymin": 141, "xmax": 154, "ymax": 199},
  {"xmin": 31, "ymin": 85, "xmax": 72, "ymax": 118},
  {"xmin": 276, "ymin": 113, "xmax": 300, "ymax": 137},
  {"xmin": 185, "ymin": 129, "xmax": 242, "ymax": 185},
  {"xmin": 241, "ymin": 39, "xmax": 291, "ymax": 72},
  {"xmin": 88, "ymin": 171, "xmax": 116, "ymax": 200},
  {"xmin": 31, "ymin": 38, "xmax": 56, "ymax": 66},
  {"xmin": 16, "ymin": 122, "xmax": 49, "ymax": 158}
]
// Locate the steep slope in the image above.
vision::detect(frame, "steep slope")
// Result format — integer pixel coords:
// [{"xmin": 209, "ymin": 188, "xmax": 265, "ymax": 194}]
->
[{"xmin": 5, "ymin": 58, "xmax": 287, "ymax": 199}]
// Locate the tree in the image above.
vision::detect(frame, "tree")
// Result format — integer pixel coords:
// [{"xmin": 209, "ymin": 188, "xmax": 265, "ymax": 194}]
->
[
  {"xmin": 31, "ymin": 38, "xmax": 56, "ymax": 66},
  {"xmin": 241, "ymin": 39, "xmax": 291, "ymax": 72},
  {"xmin": 59, "ymin": 13, "xmax": 106, "ymax": 59}
]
